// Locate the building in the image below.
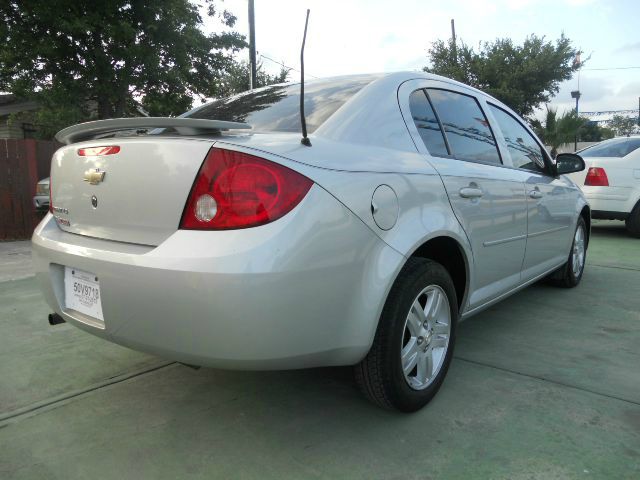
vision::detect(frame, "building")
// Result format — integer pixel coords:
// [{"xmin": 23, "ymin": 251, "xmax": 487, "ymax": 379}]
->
[{"xmin": 0, "ymin": 94, "xmax": 39, "ymax": 139}]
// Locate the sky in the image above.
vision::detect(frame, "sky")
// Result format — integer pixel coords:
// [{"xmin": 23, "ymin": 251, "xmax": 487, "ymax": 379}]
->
[{"xmin": 203, "ymin": 0, "xmax": 640, "ymax": 120}]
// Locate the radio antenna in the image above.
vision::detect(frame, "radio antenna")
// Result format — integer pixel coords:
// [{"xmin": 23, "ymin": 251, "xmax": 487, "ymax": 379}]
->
[{"xmin": 300, "ymin": 9, "xmax": 311, "ymax": 147}]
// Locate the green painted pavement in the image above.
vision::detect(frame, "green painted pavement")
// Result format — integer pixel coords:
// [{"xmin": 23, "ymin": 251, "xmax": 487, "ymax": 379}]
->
[
  {"xmin": 588, "ymin": 220, "xmax": 640, "ymax": 270},
  {"xmin": 1, "ymin": 362, "xmax": 638, "ymax": 479},
  {"xmin": 0, "ymin": 277, "xmax": 163, "ymax": 412},
  {"xmin": 0, "ymin": 221, "xmax": 639, "ymax": 479}
]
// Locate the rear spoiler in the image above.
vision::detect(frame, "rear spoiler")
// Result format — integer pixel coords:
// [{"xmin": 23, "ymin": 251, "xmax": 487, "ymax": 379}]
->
[{"xmin": 55, "ymin": 117, "xmax": 251, "ymax": 145}]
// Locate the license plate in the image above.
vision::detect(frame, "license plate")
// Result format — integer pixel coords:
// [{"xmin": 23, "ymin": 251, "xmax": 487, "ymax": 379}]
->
[{"xmin": 64, "ymin": 267, "xmax": 104, "ymax": 321}]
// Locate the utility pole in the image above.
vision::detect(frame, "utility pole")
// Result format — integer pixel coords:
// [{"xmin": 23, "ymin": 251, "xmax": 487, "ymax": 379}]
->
[
  {"xmin": 248, "ymin": 0, "xmax": 257, "ymax": 90},
  {"xmin": 450, "ymin": 19, "xmax": 457, "ymax": 64},
  {"xmin": 571, "ymin": 90, "xmax": 581, "ymax": 151}
]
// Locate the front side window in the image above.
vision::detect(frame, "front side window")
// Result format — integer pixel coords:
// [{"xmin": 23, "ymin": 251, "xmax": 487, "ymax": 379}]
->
[
  {"xmin": 408, "ymin": 89, "xmax": 449, "ymax": 157},
  {"xmin": 489, "ymin": 104, "xmax": 548, "ymax": 174},
  {"xmin": 426, "ymin": 89, "xmax": 501, "ymax": 164}
]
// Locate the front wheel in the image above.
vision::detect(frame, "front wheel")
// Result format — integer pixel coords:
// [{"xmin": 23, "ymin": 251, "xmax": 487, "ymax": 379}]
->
[
  {"xmin": 550, "ymin": 217, "xmax": 587, "ymax": 288},
  {"xmin": 355, "ymin": 258, "xmax": 458, "ymax": 412}
]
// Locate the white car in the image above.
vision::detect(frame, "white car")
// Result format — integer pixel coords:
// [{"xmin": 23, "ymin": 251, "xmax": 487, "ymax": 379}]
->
[
  {"xmin": 32, "ymin": 73, "xmax": 589, "ymax": 412},
  {"xmin": 568, "ymin": 136, "xmax": 640, "ymax": 236}
]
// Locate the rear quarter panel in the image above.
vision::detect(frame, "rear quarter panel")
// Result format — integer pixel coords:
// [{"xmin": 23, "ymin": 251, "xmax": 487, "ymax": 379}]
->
[{"xmin": 216, "ymin": 138, "xmax": 474, "ymax": 313}]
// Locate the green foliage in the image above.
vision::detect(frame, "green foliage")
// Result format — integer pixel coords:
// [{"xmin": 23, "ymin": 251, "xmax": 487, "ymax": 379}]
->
[
  {"xmin": 579, "ymin": 121, "xmax": 615, "ymax": 142},
  {"xmin": 0, "ymin": 0, "xmax": 247, "ymax": 137},
  {"xmin": 425, "ymin": 35, "xmax": 582, "ymax": 117},
  {"xmin": 531, "ymin": 107, "xmax": 587, "ymax": 155},
  {"xmin": 218, "ymin": 61, "xmax": 290, "ymax": 97},
  {"xmin": 608, "ymin": 114, "xmax": 638, "ymax": 137}
]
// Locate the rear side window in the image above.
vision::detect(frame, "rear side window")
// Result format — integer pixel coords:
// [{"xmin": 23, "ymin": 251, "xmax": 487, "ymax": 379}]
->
[
  {"xmin": 488, "ymin": 104, "xmax": 548, "ymax": 174},
  {"xmin": 183, "ymin": 76, "xmax": 377, "ymax": 133},
  {"xmin": 426, "ymin": 89, "xmax": 501, "ymax": 164},
  {"xmin": 580, "ymin": 138, "xmax": 640, "ymax": 158},
  {"xmin": 408, "ymin": 90, "xmax": 449, "ymax": 157}
]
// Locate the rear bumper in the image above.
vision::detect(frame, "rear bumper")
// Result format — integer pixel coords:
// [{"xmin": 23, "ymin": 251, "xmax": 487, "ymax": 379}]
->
[
  {"xmin": 32, "ymin": 185, "xmax": 404, "ymax": 370},
  {"xmin": 581, "ymin": 186, "xmax": 637, "ymax": 214}
]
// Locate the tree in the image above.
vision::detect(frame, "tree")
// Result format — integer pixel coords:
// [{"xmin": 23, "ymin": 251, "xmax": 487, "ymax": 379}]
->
[
  {"xmin": 608, "ymin": 114, "xmax": 638, "ymax": 137},
  {"xmin": 220, "ymin": 60, "xmax": 289, "ymax": 97},
  {"xmin": 425, "ymin": 34, "xmax": 582, "ymax": 117},
  {"xmin": 0, "ymin": 0, "xmax": 247, "ymax": 137},
  {"xmin": 579, "ymin": 121, "xmax": 615, "ymax": 142},
  {"xmin": 531, "ymin": 107, "xmax": 587, "ymax": 157}
]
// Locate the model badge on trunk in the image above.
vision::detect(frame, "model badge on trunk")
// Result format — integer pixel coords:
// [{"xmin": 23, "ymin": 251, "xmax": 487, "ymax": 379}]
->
[{"xmin": 84, "ymin": 168, "xmax": 106, "ymax": 185}]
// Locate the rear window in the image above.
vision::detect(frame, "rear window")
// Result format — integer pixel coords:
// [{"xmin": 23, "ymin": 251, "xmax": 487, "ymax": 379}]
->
[
  {"xmin": 580, "ymin": 138, "xmax": 640, "ymax": 158},
  {"xmin": 184, "ymin": 76, "xmax": 378, "ymax": 133}
]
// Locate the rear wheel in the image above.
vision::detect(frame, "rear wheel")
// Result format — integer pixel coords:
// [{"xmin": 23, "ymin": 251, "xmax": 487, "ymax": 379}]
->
[
  {"xmin": 550, "ymin": 217, "xmax": 587, "ymax": 288},
  {"xmin": 625, "ymin": 203, "xmax": 640, "ymax": 238},
  {"xmin": 355, "ymin": 258, "xmax": 458, "ymax": 412}
]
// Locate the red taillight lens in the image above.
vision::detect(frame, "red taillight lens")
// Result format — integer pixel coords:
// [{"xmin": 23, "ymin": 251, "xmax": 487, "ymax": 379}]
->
[
  {"xmin": 584, "ymin": 167, "xmax": 609, "ymax": 186},
  {"xmin": 77, "ymin": 146, "xmax": 120, "ymax": 156},
  {"xmin": 180, "ymin": 148, "xmax": 313, "ymax": 230}
]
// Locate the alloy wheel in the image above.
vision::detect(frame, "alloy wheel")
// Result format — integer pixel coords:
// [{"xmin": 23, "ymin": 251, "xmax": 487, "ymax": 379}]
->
[
  {"xmin": 400, "ymin": 285, "xmax": 451, "ymax": 390},
  {"xmin": 572, "ymin": 225, "xmax": 586, "ymax": 277}
]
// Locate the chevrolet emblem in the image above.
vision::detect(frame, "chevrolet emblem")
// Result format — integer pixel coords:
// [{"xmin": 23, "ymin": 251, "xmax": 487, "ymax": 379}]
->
[{"xmin": 83, "ymin": 168, "xmax": 106, "ymax": 185}]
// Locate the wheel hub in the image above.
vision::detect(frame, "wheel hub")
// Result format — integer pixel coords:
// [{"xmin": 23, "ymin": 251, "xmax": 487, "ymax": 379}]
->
[
  {"xmin": 400, "ymin": 285, "xmax": 451, "ymax": 390},
  {"xmin": 424, "ymin": 329, "xmax": 433, "ymax": 347}
]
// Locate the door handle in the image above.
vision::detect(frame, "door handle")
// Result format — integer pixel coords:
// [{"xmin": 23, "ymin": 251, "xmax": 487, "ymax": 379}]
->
[
  {"xmin": 529, "ymin": 189, "xmax": 543, "ymax": 199},
  {"xmin": 459, "ymin": 187, "xmax": 483, "ymax": 199}
]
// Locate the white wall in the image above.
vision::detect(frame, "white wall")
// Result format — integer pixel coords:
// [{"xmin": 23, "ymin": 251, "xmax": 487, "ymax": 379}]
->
[{"xmin": 545, "ymin": 142, "xmax": 598, "ymax": 155}]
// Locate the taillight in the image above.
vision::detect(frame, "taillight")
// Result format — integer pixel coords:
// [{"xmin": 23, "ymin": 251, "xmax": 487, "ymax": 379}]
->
[
  {"xmin": 78, "ymin": 146, "xmax": 120, "ymax": 156},
  {"xmin": 584, "ymin": 167, "xmax": 609, "ymax": 186},
  {"xmin": 180, "ymin": 148, "xmax": 313, "ymax": 230}
]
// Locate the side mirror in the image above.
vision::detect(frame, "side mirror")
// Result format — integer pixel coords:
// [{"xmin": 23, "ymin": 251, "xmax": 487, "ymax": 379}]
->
[{"xmin": 555, "ymin": 153, "xmax": 585, "ymax": 175}]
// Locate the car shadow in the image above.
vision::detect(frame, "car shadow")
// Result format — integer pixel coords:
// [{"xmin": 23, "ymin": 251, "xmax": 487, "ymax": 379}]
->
[{"xmin": 591, "ymin": 220, "xmax": 631, "ymax": 239}]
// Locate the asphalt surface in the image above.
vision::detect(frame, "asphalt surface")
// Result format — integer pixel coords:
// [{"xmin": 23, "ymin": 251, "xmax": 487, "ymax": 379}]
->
[{"xmin": 1, "ymin": 221, "xmax": 639, "ymax": 479}]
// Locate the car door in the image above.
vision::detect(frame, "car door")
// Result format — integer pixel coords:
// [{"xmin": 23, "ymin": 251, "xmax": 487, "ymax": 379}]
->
[
  {"xmin": 486, "ymin": 104, "xmax": 575, "ymax": 279},
  {"xmin": 400, "ymin": 82, "xmax": 528, "ymax": 310}
]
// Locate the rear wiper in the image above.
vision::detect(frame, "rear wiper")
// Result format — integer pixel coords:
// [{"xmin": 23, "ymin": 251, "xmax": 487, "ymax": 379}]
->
[{"xmin": 55, "ymin": 117, "xmax": 251, "ymax": 145}]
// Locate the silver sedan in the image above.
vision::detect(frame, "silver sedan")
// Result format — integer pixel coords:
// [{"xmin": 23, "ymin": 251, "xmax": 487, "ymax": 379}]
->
[{"xmin": 32, "ymin": 72, "xmax": 589, "ymax": 412}]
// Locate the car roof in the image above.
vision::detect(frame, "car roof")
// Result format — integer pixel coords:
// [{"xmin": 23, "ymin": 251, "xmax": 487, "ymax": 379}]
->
[
  {"xmin": 302, "ymin": 71, "xmax": 490, "ymax": 95},
  {"xmin": 310, "ymin": 71, "xmax": 511, "ymax": 152}
]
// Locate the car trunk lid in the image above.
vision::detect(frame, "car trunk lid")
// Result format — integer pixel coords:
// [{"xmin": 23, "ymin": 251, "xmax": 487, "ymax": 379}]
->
[{"xmin": 50, "ymin": 138, "xmax": 214, "ymax": 246}]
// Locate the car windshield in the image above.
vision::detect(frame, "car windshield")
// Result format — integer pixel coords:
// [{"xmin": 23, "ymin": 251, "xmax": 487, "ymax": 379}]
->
[
  {"xmin": 182, "ymin": 75, "xmax": 379, "ymax": 133},
  {"xmin": 580, "ymin": 137, "xmax": 640, "ymax": 158}
]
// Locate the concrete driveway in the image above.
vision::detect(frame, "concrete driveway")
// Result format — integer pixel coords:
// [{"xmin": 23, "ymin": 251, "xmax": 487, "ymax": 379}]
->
[{"xmin": 1, "ymin": 221, "xmax": 639, "ymax": 479}]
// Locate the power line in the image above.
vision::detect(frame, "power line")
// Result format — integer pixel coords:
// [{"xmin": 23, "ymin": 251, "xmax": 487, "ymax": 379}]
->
[{"xmin": 259, "ymin": 53, "xmax": 319, "ymax": 79}]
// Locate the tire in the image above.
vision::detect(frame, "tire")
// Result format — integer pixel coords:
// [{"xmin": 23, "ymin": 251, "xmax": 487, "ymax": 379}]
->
[
  {"xmin": 625, "ymin": 203, "xmax": 640, "ymax": 238},
  {"xmin": 549, "ymin": 217, "xmax": 587, "ymax": 288},
  {"xmin": 355, "ymin": 258, "xmax": 458, "ymax": 412}
]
